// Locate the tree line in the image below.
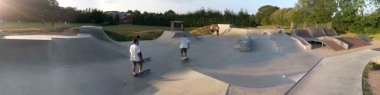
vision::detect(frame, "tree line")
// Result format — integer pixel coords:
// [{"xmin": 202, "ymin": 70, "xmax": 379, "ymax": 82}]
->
[
  {"xmin": 0, "ymin": 0, "xmax": 119, "ymax": 25},
  {"xmin": 1, "ymin": 0, "xmax": 380, "ymax": 34},
  {"xmin": 131, "ymin": 9, "xmax": 256, "ymax": 27},
  {"xmin": 261, "ymin": 0, "xmax": 380, "ymax": 34}
]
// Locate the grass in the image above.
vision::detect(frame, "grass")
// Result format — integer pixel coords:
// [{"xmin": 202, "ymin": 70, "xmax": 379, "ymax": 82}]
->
[
  {"xmin": 369, "ymin": 34, "xmax": 380, "ymax": 40},
  {"xmin": 363, "ymin": 62, "xmax": 380, "ymax": 95},
  {"xmin": 101, "ymin": 24, "xmax": 202, "ymax": 41},
  {"xmin": 0, "ymin": 22, "xmax": 90, "ymax": 32},
  {"xmin": 0, "ymin": 22, "xmax": 204, "ymax": 41},
  {"xmin": 102, "ymin": 24, "xmax": 170, "ymax": 41}
]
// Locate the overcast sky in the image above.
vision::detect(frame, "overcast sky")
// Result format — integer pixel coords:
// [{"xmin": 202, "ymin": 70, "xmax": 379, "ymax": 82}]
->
[{"xmin": 57, "ymin": 0, "xmax": 298, "ymax": 14}]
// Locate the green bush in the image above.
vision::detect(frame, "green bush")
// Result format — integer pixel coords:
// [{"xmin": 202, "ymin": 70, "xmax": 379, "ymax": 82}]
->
[
  {"xmin": 372, "ymin": 62, "xmax": 380, "ymax": 70},
  {"xmin": 364, "ymin": 27, "xmax": 380, "ymax": 35},
  {"xmin": 363, "ymin": 62, "xmax": 380, "ymax": 95},
  {"xmin": 363, "ymin": 62, "xmax": 372, "ymax": 95}
]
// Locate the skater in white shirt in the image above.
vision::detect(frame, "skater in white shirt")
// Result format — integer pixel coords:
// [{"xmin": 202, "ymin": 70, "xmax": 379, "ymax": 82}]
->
[
  {"xmin": 129, "ymin": 38, "xmax": 143, "ymax": 76},
  {"xmin": 179, "ymin": 34, "xmax": 190, "ymax": 60}
]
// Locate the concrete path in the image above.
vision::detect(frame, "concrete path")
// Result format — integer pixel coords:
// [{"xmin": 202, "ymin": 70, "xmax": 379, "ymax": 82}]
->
[{"xmin": 288, "ymin": 49, "xmax": 380, "ymax": 95}]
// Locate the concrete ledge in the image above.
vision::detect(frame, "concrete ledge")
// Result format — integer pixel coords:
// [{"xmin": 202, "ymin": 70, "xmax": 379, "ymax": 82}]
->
[
  {"xmin": 318, "ymin": 36, "xmax": 349, "ymax": 49},
  {"xmin": 292, "ymin": 35, "xmax": 312, "ymax": 50}
]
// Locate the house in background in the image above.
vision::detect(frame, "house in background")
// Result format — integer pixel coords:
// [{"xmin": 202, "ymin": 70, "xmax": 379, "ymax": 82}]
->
[{"xmin": 106, "ymin": 11, "xmax": 133, "ymax": 24}]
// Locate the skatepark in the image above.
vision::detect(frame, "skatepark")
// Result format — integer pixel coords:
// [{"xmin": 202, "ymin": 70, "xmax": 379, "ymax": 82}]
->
[{"xmin": 1, "ymin": 25, "xmax": 380, "ymax": 95}]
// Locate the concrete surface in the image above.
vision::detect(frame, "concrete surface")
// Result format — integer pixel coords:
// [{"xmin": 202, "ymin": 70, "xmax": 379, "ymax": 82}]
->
[
  {"xmin": 288, "ymin": 49, "xmax": 380, "ymax": 95},
  {"xmin": 1, "ymin": 26, "xmax": 380, "ymax": 95}
]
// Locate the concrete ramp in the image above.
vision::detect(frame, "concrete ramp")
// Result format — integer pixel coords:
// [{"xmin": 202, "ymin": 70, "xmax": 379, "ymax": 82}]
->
[
  {"xmin": 292, "ymin": 36, "xmax": 312, "ymax": 50},
  {"xmin": 79, "ymin": 26, "xmax": 116, "ymax": 43},
  {"xmin": 228, "ymin": 28, "xmax": 248, "ymax": 36},
  {"xmin": 3, "ymin": 26, "xmax": 364, "ymax": 95},
  {"xmin": 323, "ymin": 29, "xmax": 338, "ymax": 36},
  {"xmin": 307, "ymin": 28, "xmax": 327, "ymax": 38},
  {"xmin": 248, "ymin": 29, "xmax": 304, "ymax": 52},
  {"xmin": 154, "ymin": 31, "xmax": 195, "ymax": 46},
  {"xmin": 318, "ymin": 36, "xmax": 349, "ymax": 51},
  {"xmin": 216, "ymin": 24, "xmax": 232, "ymax": 36},
  {"xmin": 337, "ymin": 37, "xmax": 371, "ymax": 48},
  {"xmin": 51, "ymin": 37, "xmax": 126, "ymax": 64},
  {"xmin": 0, "ymin": 39, "xmax": 51, "ymax": 64},
  {"xmin": 248, "ymin": 29, "xmax": 278, "ymax": 36},
  {"xmin": 0, "ymin": 35, "xmax": 130, "ymax": 95},
  {"xmin": 251, "ymin": 36, "xmax": 279, "ymax": 52},
  {"xmin": 321, "ymin": 39, "xmax": 346, "ymax": 51},
  {"xmin": 288, "ymin": 50, "xmax": 380, "ymax": 95},
  {"xmin": 292, "ymin": 29, "xmax": 314, "ymax": 41},
  {"xmin": 272, "ymin": 35, "xmax": 304, "ymax": 52},
  {"xmin": 154, "ymin": 31, "xmax": 176, "ymax": 42},
  {"xmin": 135, "ymin": 69, "xmax": 228, "ymax": 95},
  {"xmin": 0, "ymin": 39, "xmax": 53, "ymax": 95}
]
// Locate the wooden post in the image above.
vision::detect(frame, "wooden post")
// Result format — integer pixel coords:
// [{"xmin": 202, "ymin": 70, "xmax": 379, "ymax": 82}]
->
[
  {"xmin": 180, "ymin": 24, "xmax": 184, "ymax": 31},
  {"xmin": 327, "ymin": 22, "xmax": 332, "ymax": 29},
  {"xmin": 291, "ymin": 22, "xmax": 295, "ymax": 29},
  {"xmin": 316, "ymin": 23, "xmax": 318, "ymax": 28},
  {"xmin": 303, "ymin": 22, "xmax": 306, "ymax": 28},
  {"xmin": 171, "ymin": 22, "xmax": 174, "ymax": 31}
]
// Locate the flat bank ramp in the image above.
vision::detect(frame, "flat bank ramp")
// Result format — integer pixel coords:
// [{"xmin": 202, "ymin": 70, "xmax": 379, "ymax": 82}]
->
[
  {"xmin": 271, "ymin": 35, "xmax": 304, "ymax": 52},
  {"xmin": 337, "ymin": 37, "xmax": 371, "ymax": 48},
  {"xmin": 288, "ymin": 50, "xmax": 380, "ymax": 95},
  {"xmin": 321, "ymin": 39, "xmax": 346, "ymax": 51}
]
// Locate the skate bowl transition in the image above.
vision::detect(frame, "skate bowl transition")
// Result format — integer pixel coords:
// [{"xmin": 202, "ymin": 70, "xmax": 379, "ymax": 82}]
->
[{"xmin": 1, "ymin": 25, "xmax": 380, "ymax": 95}]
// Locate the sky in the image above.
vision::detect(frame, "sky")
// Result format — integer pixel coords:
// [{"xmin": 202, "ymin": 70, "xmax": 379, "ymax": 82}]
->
[{"xmin": 57, "ymin": 0, "xmax": 298, "ymax": 14}]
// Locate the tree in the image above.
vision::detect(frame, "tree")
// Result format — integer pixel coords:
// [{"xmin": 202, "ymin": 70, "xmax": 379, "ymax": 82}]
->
[
  {"xmin": 60, "ymin": 7, "xmax": 78, "ymax": 22},
  {"xmin": 295, "ymin": 0, "xmax": 337, "ymax": 24},
  {"xmin": 332, "ymin": 0, "xmax": 365, "ymax": 33},
  {"xmin": 271, "ymin": 8, "xmax": 292, "ymax": 26},
  {"xmin": 48, "ymin": 0, "xmax": 60, "ymax": 26},
  {"xmin": 255, "ymin": 5, "xmax": 279, "ymax": 25}
]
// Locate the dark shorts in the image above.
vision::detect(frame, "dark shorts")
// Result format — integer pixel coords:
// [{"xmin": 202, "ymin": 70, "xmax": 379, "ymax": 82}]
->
[
  {"xmin": 131, "ymin": 61, "xmax": 142, "ymax": 66},
  {"xmin": 180, "ymin": 48, "xmax": 187, "ymax": 53}
]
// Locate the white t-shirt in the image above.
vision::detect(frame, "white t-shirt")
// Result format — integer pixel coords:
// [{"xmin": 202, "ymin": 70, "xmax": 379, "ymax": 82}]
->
[
  {"xmin": 180, "ymin": 37, "xmax": 190, "ymax": 48},
  {"xmin": 129, "ymin": 44, "xmax": 141, "ymax": 61}
]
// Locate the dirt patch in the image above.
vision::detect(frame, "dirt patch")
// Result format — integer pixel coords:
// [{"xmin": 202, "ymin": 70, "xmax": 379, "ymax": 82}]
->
[
  {"xmin": 190, "ymin": 26, "xmax": 212, "ymax": 36},
  {"xmin": 369, "ymin": 70, "xmax": 380, "ymax": 95}
]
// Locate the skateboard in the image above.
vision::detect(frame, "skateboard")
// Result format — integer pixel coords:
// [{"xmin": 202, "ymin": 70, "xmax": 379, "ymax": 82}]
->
[
  {"xmin": 142, "ymin": 57, "xmax": 151, "ymax": 63},
  {"xmin": 181, "ymin": 58, "xmax": 190, "ymax": 63},
  {"xmin": 133, "ymin": 69, "xmax": 151, "ymax": 77}
]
